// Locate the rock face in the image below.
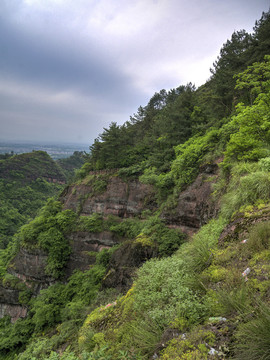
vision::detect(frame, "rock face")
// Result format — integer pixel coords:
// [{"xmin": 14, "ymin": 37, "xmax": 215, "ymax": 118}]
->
[
  {"xmin": 0, "ymin": 302, "xmax": 27, "ymax": 323},
  {"xmin": 1, "ymin": 166, "xmax": 220, "ymax": 321},
  {"xmin": 162, "ymin": 163, "xmax": 219, "ymax": 235},
  {"xmin": 1, "ymin": 248, "xmax": 53, "ymax": 321},
  {"xmin": 0, "ymin": 284, "xmax": 27, "ymax": 323},
  {"xmin": 65, "ymin": 231, "xmax": 118, "ymax": 277},
  {"xmin": 102, "ymin": 241, "xmax": 157, "ymax": 291},
  {"xmin": 10, "ymin": 248, "xmax": 51, "ymax": 286},
  {"xmin": 61, "ymin": 177, "xmax": 156, "ymax": 218}
]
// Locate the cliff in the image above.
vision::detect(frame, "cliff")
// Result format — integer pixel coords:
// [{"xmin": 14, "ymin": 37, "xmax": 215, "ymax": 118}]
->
[
  {"xmin": 0, "ymin": 165, "xmax": 219, "ymax": 322},
  {"xmin": 61, "ymin": 175, "xmax": 157, "ymax": 217}
]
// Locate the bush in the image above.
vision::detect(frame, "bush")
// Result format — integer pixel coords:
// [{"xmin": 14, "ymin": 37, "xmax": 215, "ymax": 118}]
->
[
  {"xmin": 171, "ymin": 128, "xmax": 221, "ymax": 190},
  {"xmin": 138, "ymin": 216, "xmax": 186, "ymax": 256},
  {"xmin": 78, "ymin": 213, "xmax": 104, "ymax": 233},
  {"xmin": 110, "ymin": 218, "xmax": 143, "ymax": 239},
  {"xmin": 134, "ymin": 256, "xmax": 208, "ymax": 329},
  {"xmin": 38, "ymin": 227, "xmax": 71, "ymax": 278},
  {"xmin": 259, "ymin": 157, "xmax": 270, "ymax": 171},
  {"xmin": 18, "ymin": 200, "xmax": 77, "ymax": 279},
  {"xmin": 160, "ymin": 328, "xmax": 215, "ymax": 360}
]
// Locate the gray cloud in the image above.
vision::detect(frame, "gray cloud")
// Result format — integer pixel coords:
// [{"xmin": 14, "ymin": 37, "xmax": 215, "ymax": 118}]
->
[
  {"xmin": 0, "ymin": 0, "xmax": 269, "ymax": 145},
  {"xmin": 0, "ymin": 12, "xmax": 138, "ymax": 103}
]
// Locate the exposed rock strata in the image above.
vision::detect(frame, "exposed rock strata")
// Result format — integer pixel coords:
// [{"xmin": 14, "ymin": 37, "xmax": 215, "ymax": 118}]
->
[
  {"xmin": 1, "ymin": 167, "xmax": 220, "ymax": 320},
  {"xmin": 0, "ymin": 285, "xmax": 28, "ymax": 322},
  {"xmin": 61, "ymin": 177, "xmax": 156, "ymax": 218},
  {"xmin": 65, "ymin": 231, "xmax": 118, "ymax": 276},
  {"xmin": 162, "ymin": 163, "xmax": 219, "ymax": 235},
  {"xmin": 9, "ymin": 248, "xmax": 53, "ymax": 291}
]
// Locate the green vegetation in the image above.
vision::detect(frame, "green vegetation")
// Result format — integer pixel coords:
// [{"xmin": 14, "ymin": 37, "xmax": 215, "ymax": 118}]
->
[
  {"xmin": 0, "ymin": 150, "xmax": 87, "ymax": 249},
  {"xmin": 57, "ymin": 151, "xmax": 86, "ymax": 182},
  {"xmin": 0, "ymin": 151, "xmax": 66, "ymax": 249},
  {"xmin": 0, "ymin": 10, "xmax": 270, "ymax": 360}
]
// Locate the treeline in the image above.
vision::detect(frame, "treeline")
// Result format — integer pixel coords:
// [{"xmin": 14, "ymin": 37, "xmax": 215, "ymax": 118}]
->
[{"xmin": 87, "ymin": 10, "xmax": 270, "ymax": 173}]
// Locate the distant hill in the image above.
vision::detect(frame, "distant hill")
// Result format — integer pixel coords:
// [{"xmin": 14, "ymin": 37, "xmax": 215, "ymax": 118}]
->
[
  {"xmin": 0, "ymin": 151, "xmax": 67, "ymax": 249},
  {"xmin": 56, "ymin": 151, "xmax": 86, "ymax": 181},
  {"xmin": 0, "ymin": 151, "xmax": 66, "ymax": 183}
]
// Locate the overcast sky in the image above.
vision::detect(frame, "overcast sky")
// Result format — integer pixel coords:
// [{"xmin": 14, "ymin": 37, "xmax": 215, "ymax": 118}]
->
[{"xmin": 0, "ymin": 0, "xmax": 269, "ymax": 146}]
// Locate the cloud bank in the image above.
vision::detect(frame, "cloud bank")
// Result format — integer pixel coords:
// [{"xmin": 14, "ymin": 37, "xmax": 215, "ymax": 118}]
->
[{"xmin": 0, "ymin": 0, "xmax": 269, "ymax": 144}]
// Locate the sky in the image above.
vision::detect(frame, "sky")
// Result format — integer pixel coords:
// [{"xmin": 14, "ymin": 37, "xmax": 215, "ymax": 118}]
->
[{"xmin": 0, "ymin": 0, "xmax": 269, "ymax": 146}]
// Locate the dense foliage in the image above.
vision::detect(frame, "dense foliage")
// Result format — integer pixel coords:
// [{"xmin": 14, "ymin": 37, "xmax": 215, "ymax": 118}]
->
[
  {"xmin": 0, "ymin": 151, "xmax": 87, "ymax": 249},
  {"xmin": 0, "ymin": 151, "xmax": 66, "ymax": 249},
  {"xmin": 57, "ymin": 151, "xmax": 86, "ymax": 182}
]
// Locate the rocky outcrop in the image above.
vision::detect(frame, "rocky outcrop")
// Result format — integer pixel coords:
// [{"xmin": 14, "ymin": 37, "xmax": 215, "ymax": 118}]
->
[
  {"xmin": 9, "ymin": 248, "xmax": 53, "ymax": 294},
  {"xmin": 219, "ymin": 205, "xmax": 270, "ymax": 245},
  {"xmin": 1, "ymin": 165, "xmax": 220, "ymax": 321},
  {"xmin": 61, "ymin": 177, "xmax": 156, "ymax": 218},
  {"xmin": 65, "ymin": 231, "xmax": 118, "ymax": 276},
  {"xmin": 102, "ymin": 241, "xmax": 157, "ymax": 291},
  {"xmin": 162, "ymin": 163, "xmax": 219, "ymax": 235},
  {"xmin": 0, "ymin": 230, "xmax": 120, "ymax": 321},
  {"xmin": 8, "ymin": 231, "xmax": 120, "ymax": 287},
  {"xmin": 0, "ymin": 285, "xmax": 27, "ymax": 323}
]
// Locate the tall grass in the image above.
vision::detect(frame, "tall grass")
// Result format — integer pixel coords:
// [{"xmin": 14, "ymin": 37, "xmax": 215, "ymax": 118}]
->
[
  {"xmin": 234, "ymin": 301, "xmax": 270, "ymax": 360},
  {"xmin": 221, "ymin": 171, "xmax": 270, "ymax": 219}
]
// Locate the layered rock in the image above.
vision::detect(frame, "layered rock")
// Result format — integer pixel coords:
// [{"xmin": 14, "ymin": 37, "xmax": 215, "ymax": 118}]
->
[
  {"xmin": 162, "ymin": 163, "xmax": 219, "ymax": 235},
  {"xmin": 8, "ymin": 248, "xmax": 53, "ymax": 294},
  {"xmin": 0, "ymin": 281, "xmax": 27, "ymax": 322},
  {"xmin": 61, "ymin": 177, "xmax": 156, "ymax": 218},
  {"xmin": 65, "ymin": 231, "xmax": 118, "ymax": 276},
  {"xmin": 1, "ymin": 166, "xmax": 220, "ymax": 321}
]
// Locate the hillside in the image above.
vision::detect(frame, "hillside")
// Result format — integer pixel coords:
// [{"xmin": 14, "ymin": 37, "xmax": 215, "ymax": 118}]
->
[
  {"xmin": 0, "ymin": 10, "xmax": 270, "ymax": 360},
  {"xmin": 0, "ymin": 150, "xmax": 86, "ymax": 250}
]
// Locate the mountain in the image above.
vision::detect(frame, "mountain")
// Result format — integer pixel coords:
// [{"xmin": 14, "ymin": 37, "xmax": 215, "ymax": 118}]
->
[
  {"xmin": 0, "ymin": 151, "xmax": 66, "ymax": 249},
  {"xmin": 0, "ymin": 150, "xmax": 86, "ymax": 249},
  {"xmin": 0, "ymin": 10, "xmax": 270, "ymax": 360}
]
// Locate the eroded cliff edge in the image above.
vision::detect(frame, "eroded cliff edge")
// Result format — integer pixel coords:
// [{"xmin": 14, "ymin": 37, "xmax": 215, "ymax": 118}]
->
[{"xmin": 0, "ymin": 165, "xmax": 219, "ymax": 321}]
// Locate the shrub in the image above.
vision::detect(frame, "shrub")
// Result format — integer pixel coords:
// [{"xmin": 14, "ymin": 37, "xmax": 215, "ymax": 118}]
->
[
  {"xmin": 171, "ymin": 128, "xmax": 221, "ymax": 190},
  {"xmin": 78, "ymin": 213, "xmax": 104, "ymax": 233},
  {"xmin": 134, "ymin": 256, "xmax": 208, "ymax": 329},
  {"xmin": 259, "ymin": 157, "xmax": 270, "ymax": 172},
  {"xmin": 160, "ymin": 328, "xmax": 215, "ymax": 360},
  {"xmin": 138, "ymin": 216, "xmax": 186, "ymax": 256},
  {"xmin": 110, "ymin": 219, "xmax": 143, "ymax": 239},
  {"xmin": 18, "ymin": 200, "xmax": 77, "ymax": 279}
]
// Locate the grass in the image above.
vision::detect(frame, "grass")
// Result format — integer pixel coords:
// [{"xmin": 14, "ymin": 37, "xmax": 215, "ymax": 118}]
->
[{"xmin": 234, "ymin": 301, "xmax": 270, "ymax": 360}]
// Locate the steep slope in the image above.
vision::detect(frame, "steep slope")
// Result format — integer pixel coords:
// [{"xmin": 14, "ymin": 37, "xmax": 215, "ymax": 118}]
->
[
  {"xmin": 0, "ymin": 13, "xmax": 270, "ymax": 360},
  {"xmin": 0, "ymin": 151, "xmax": 66, "ymax": 249},
  {"xmin": 0, "ymin": 151, "xmax": 66, "ymax": 183}
]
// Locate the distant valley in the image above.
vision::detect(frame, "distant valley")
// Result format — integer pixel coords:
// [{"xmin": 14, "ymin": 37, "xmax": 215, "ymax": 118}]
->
[{"xmin": 0, "ymin": 141, "xmax": 89, "ymax": 160}]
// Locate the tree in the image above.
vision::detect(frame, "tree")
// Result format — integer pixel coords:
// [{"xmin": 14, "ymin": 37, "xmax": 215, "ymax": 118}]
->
[
  {"xmin": 210, "ymin": 30, "xmax": 253, "ymax": 115},
  {"xmin": 224, "ymin": 56, "xmax": 270, "ymax": 163}
]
